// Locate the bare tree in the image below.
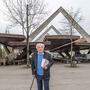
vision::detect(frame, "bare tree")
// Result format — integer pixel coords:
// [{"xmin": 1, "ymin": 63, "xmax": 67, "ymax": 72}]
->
[
  {"xmin": 3, "ymin": 0, "xmax": 47, "ymax": 67},
  {"xmin": 59, "ymin": 7, "xmax": 83, "ymax": 67},
  {"xmin": 60, "ymin": 7, "xmax": 83, "ymax": 35},
  {"xmin": 3, "ymin": 0, "xmax": 47, "ymax": 35}
]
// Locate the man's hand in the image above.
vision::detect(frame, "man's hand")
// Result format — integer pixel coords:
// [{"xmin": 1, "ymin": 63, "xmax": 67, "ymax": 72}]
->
[
  {"xmin": 43, "ymin": 63, "xmax": 47, "ymax": 70},
  {"xmin": 44, "ymin": 66, "xmax": 47, "ymax": 70}
]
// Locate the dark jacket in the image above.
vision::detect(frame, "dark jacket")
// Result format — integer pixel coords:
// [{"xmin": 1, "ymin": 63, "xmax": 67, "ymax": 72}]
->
[{"xmin": 31, "ymin": 51, "xmax": 54, "ymax": 78}]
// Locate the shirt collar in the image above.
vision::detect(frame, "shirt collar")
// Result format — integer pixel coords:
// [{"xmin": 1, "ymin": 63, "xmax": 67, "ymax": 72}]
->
[{"xmin": 38, "ymin": 52, "xmax": 44, "ymax": 54}]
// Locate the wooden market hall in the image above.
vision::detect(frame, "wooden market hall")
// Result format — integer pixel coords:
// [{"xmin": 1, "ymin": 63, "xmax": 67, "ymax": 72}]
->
[{"xmin": 0, "ymin": 7, "xmax": 90, "ymax": 65}]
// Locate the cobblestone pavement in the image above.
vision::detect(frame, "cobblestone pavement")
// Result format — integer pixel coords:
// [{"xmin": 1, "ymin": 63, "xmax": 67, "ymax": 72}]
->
[{"xmin": 0, "ymin": 63, "xmax": 90, "ymax": 90}]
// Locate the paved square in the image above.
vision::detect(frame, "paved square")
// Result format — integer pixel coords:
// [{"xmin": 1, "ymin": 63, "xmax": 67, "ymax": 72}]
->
[{"xmin": 0, "ymin": 63, "xmax": 90, "ymax": 90}]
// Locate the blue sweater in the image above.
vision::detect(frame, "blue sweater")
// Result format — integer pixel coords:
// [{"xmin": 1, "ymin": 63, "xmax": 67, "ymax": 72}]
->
[{"xmin": 37, "ymin": 53, "xmax": 44, "ymax": 76}]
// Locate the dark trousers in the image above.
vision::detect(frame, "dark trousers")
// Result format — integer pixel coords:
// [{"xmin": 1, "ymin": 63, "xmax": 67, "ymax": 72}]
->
[{"xmin": 37, "ymin": 75, "xmax": 49, "ymax": 90}]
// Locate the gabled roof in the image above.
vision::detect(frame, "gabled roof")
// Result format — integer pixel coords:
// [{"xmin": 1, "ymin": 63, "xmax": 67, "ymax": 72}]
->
[{"xmin": 29, "ymin": 7, "xmax": 89, "ymax": 41}]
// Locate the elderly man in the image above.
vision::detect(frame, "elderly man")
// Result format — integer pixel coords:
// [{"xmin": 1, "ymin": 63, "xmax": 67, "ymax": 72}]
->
[{"xmin": 31, "ymin": 43, "xmax": 54, "ymax": 90}]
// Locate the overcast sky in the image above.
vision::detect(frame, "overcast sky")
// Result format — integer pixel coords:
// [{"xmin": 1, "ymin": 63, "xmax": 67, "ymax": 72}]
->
[
  {"xmin": 45, "ymin": 0, "xmax": 90, "ymax": 34},
  {"xmin": 0, "ymin": 0, "xmax": 90, "ymax": 35}
]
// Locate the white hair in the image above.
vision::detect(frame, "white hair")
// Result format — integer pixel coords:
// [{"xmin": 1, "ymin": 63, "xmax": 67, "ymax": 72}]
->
[{"xmin": 36, "ymin": 43, "xmax": 45, "ymax": 49}]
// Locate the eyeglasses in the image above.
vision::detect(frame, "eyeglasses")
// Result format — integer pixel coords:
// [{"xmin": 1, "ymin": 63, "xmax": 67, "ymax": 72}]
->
[{"xmin": 37, "ymin": 46, "xmax": 43, "ymax": 48}]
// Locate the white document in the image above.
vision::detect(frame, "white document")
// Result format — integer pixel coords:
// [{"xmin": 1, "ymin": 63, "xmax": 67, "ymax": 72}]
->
[{"xmin": 41, "ymin": 59, "xmax": 49, "ymax": 68}]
